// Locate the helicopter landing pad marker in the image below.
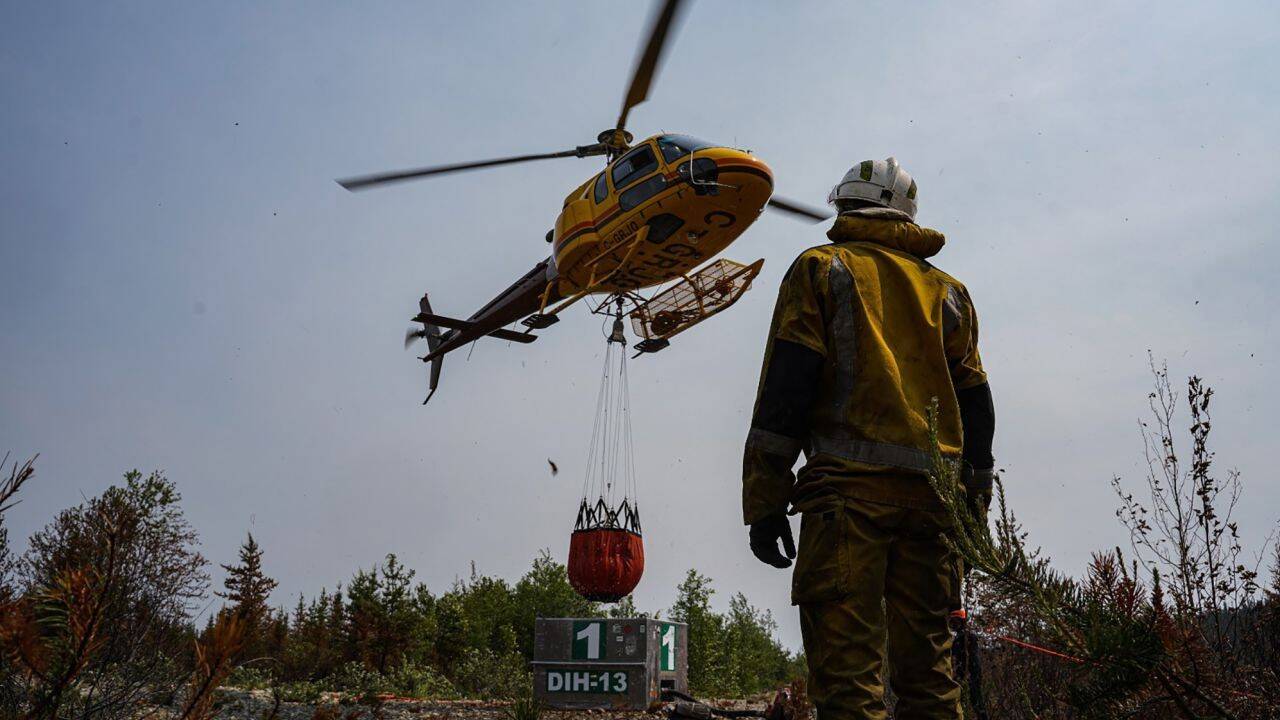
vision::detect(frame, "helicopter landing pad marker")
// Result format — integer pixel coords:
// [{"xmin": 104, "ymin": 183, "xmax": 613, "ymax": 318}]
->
[{"xmin": 533, "ymin": 618, "xmax": 688, "ymax": 710}]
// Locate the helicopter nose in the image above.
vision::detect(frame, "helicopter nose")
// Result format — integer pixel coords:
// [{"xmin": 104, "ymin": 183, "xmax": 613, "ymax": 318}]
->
[{"xmin": 713, "ymin": 149, "xmax": 774, "ymax": 206}]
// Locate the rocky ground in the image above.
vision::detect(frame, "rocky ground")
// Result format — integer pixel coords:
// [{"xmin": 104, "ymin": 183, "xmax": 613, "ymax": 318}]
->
[{"xmin": 205, "ymin": 689, "xmax": 774, "ymax": 720}]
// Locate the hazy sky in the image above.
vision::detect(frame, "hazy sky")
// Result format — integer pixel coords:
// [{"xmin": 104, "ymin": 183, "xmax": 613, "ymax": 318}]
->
[{"xmin": 3, "ymin": 1, "xmax": 1278, "ymax": 650}]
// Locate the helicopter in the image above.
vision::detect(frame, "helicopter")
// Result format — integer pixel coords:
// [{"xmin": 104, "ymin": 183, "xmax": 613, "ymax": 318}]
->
[{"xmin": 337, "ymin": 0, "xmax": 831, "ymax": 403}]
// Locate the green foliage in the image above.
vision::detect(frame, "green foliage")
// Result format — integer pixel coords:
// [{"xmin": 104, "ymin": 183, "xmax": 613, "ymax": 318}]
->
[
  {"xmin": 503, "ymin": 694, "xmax": 544, "ymax": 720},
  {"xmin": 225, "ymin": 665, "xmax": 271, "ymax": 690},
  {"xmin": 510, "ymin": 551, "xmax": 599, "ymax": 657},
  {"xmin": 329, "ymin": 661, "xmax": 384, "ymax": 696},
  {"xmin": 453, "ymin": 648, "xmax": 531, "ymax": 699},
  {"xmin": 670, "ymin": 569, "xmax": 725, "ymax": 692},
  {"xmin": 2, "ymin": 454, "xmax": 803, "ymax": 709},
  {"xmin": 214, "ymin": 548, "xmax": 798, "ymax": 703},
  {"xmin": 276, "ymin": 680, "xmax": 323, "ymax": 703},
  {"xmin": 384, "ymin": 662, "xmax": 458, "ymax": 699},
  {"xmin": 669, "ymin": 569, "xmax": 799, "ymax": 696},
  {"xmin": 608, "ymin": 595, "xmax": 644, "ymax": 618}
]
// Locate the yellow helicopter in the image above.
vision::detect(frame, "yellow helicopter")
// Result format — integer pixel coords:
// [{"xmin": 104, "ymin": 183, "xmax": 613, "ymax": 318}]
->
[{"xmin": 337, "ymin": 0, "xmax": 830, "ymax": 403}]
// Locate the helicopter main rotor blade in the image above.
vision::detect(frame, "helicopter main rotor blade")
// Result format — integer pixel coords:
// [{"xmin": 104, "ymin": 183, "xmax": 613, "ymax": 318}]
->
[
  {"xmin": 767, "ymin": 196, "xmax": 833, "ymax": 223},
  {"xmin": 616, "ymin": 0, "xmax": 689, "ymax": 132},
  {"xmin": 337, "ymin": 145, "xmax": 607, "ymax": 192}
]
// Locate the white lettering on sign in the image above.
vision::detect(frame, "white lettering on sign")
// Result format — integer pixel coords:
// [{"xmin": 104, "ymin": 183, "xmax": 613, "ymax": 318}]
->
[{"xmin": 544, "ymin": 670, "xmax": 630, "ymax": 694}]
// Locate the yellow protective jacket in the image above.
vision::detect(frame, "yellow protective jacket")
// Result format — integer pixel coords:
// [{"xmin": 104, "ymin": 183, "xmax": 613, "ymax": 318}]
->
[{"xmin": 742, "ymin": 215, "xmax": 987, "ymax": 523}]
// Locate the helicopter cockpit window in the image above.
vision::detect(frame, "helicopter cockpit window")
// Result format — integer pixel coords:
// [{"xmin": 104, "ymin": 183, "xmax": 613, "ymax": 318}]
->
[
  {"xmin": 658, "ymin": 135, "xmax": 716, "ymax": 163},
  {"xmin": 593, "ymin": 173, "xmax": 608, "ymax": 204},
  {"xmin": 612, "ymin": 145, "xmax": 658, "ymax": 190}
]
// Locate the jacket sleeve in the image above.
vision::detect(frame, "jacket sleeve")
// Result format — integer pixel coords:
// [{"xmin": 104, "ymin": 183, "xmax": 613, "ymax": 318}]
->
[
  {"xmin": 943, "ymin": 284, "xmax": 987, "ymax": 391},
  {"xmin": 957, "ymin": 382, "xmax": 995, "ymax": 489},
  {"xmin": 742, "ymin": 251, "xmax": 828, "ymax": 525},
  {"xmin": 946, "ymin": 284, "xmax": 995, "ymax": 488}
]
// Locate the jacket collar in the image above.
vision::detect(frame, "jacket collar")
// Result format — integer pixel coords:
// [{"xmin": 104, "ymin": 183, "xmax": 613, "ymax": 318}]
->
[{"xmin": 826, "ymin": 214, "xmax": 945, "ymax": 259}]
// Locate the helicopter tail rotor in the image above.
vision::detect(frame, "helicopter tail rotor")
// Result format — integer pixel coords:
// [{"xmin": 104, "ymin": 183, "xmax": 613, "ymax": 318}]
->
[{"xmin": 411, "ymin": 294, "xmax": 447, "ymax": 403}]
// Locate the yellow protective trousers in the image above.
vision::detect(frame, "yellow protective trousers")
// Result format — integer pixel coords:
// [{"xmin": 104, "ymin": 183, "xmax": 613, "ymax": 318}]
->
[{"xmin": 796, "ymin": 496, "xmax": 962, "ymax": 720}]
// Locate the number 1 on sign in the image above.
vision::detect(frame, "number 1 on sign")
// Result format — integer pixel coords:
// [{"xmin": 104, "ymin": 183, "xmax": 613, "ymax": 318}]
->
[
  {"xmin": 660, "ymin": 624, "xmax": 676, "ymax": 671},
  {"xmin": 576, "ymin": 622, "xmax": 602, "ymax": 659}
]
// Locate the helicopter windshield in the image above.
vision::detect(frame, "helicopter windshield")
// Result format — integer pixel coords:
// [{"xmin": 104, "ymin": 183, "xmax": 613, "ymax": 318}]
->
[{"xmin": 658, "ymin": 135, "xmax": 716, "ymax": 163}]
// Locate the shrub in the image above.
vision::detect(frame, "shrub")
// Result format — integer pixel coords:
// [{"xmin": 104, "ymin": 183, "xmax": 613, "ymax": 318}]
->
[
  {"xmin": 277, "ymin": 680, "xmax": 323, "ymax": 704},
  {"xmin": 329, "ymin": 661, "xmax": 384, "ymax": 697},
  {"xmin": 226, "ymin": 665, "xmax": 272, "ymax": 690},
  {"xmin": 385, "ymin": 662, "xmax": 458, "ymax": 699},
  {"xmin": 503, "ymin": 694, "xmax": 543, "ymax": 720},
  {"xmin": 452, "ymin": 648, "xmax": 530, "ymax": 699}
]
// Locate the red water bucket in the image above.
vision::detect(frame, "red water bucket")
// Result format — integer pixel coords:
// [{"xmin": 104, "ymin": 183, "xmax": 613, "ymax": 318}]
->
[{"xmin": 567, "ymin": 527, "xmax": 645, "ymax": 602}]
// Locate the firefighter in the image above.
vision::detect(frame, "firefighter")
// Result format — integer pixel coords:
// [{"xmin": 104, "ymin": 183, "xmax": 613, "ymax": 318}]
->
[{"xmin": 742, "ymin": 158, "xmax": 996, "ymax": 719}]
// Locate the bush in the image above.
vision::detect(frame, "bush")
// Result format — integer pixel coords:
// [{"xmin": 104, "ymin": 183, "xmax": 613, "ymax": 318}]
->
[
  {"xmin": 277, "ymin": 680, "xmax": 323, "ymax": 703},
  {"xmin": 329, "ymin": 661, "xmax": 384, "ymax": 697},
  {"xmin": 503, "ymin": 694, "xmax": 544, "ymax": 720},
  {"xmin": 225, "ymin": 665, "xmax": 272, "ymax": 690},
  {"xmin": 452, "ymin": 648, "xmax": 530, "ymax": 699},
  {"xmin": 385, "ymin": 662, "xmax": 458, "ymax": 699}
]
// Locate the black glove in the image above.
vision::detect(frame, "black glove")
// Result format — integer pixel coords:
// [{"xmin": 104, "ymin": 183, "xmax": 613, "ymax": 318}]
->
[
  {"xmin": 749, "ymin": 514, "xmax": 796, "ymax": 569},
  {"xmin": 963, "ymin": 467, "xmax": 994, "ymax": 516}
]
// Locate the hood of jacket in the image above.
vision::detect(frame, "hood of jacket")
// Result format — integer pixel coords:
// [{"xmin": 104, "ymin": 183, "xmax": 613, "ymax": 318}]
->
[{"xmin": 826, "ymin": 214, "xmax": 945, "ymax": 259}]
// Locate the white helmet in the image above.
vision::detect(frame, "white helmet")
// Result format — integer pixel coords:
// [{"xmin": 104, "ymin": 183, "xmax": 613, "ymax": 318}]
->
[{"xmin": 827, "ymin": 157, "xmax": 918, "ymax": 221}]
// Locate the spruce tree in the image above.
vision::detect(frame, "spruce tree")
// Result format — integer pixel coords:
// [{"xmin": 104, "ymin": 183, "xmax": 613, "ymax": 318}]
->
[{"xmin": 218, "ymin": 532, "xmax": 279, "ymax": 659}]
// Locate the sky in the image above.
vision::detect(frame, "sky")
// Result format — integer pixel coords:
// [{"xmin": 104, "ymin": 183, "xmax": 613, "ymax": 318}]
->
[{"xmin": 2, "ymin": 1, "xmax": 1278, "ymax": 651}]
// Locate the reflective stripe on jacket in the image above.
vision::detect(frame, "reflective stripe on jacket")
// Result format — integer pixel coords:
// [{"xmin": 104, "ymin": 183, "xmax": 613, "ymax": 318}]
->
[{"xmin": 742, "ymin": 214, "xmax": 986, "ymax": 523}]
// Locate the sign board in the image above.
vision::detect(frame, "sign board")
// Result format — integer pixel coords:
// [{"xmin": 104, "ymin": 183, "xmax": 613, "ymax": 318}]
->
[{"xmin": 533, "ymin": 617, "xmax": 688, "ymax": 710}]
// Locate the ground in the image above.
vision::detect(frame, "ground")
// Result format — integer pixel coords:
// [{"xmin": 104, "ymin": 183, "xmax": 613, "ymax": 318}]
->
[{"xmin": 207, "ymin": 690, "xmax": 772, "ymax": 720}]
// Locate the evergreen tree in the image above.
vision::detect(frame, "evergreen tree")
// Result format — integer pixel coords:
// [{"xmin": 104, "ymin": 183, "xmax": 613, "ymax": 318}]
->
[{"xmin": 217, "ymin": 532, "xmax": 278, "ymax": 660}]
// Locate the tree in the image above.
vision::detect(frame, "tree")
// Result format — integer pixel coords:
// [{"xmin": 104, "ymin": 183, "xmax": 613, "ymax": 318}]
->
[
  {"xmin": 217, "ymin": 533, "xmax": 278, "ymax": 661},
  {"xmin": 2, "ymin": 465, "xmax": 233, "ymax": 719},
  {"xmin": 511, "ymin": 551, "xmax": 597, "ymax": 658},
  {"xmin": 17, "ymin": 469, "xmax": 208, "ymax": 718},
  {"xmin": 669, "ymin": 569, "xmax": 727, "ymax": 694},
  {"xmin": 722, "ymin": 592, "xmax": 791, "ymax": 695},
  {"xmin": 344, "ymin": 554, "xmax": 424, "ymax": 674},
  {"xmin": 608, "ymin": 595, "xmax": 642, "ymax": 618}
]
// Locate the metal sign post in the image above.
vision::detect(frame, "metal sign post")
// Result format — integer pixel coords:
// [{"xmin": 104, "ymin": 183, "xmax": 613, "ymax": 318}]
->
[{"xmin": 533, "ymin": 617, "xmax": 688, "ymax": 709}]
